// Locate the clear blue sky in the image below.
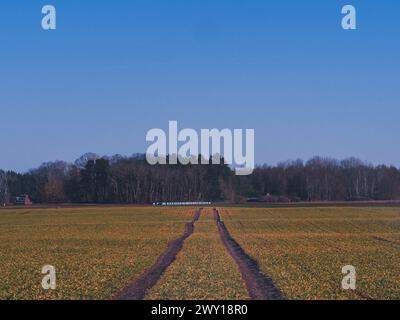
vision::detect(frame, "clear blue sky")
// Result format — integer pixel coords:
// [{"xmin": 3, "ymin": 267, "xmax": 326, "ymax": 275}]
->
[{"xmin": 1, "ymin": 0, "xmax": 399, "ymax": 172}]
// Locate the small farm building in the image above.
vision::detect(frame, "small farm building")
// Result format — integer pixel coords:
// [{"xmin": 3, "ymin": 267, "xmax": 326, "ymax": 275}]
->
[{"xmin": 14, "ymin": 195, "xmax": 33, "ymax": 206}]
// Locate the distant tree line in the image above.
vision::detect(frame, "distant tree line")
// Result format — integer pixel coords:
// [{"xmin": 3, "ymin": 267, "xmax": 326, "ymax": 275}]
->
[{"xmin": 1, "ymin": 153, "xmax": 400, "ymax": 204}]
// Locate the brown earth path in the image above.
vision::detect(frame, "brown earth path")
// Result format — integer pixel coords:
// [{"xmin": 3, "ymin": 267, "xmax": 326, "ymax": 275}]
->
[
  {"xmin": 114, "ymin": 209, "xmax": 202, "ymax": 300},
  {"xmin": 213, "ymin": 208, "xmax": 285, "ymax": 300}
]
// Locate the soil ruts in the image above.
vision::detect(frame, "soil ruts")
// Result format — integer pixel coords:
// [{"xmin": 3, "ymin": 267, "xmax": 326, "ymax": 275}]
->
[
  {"xmin": 114, "ymin": 209, "xmax": 202, "ymax": 300},
  {"xmin": 352, "ymin": 289, "xmax": 373, "ymax": 300},
  {"xmin": 213, "ymin": 208, "xmax": 285, "ymax": 300}
]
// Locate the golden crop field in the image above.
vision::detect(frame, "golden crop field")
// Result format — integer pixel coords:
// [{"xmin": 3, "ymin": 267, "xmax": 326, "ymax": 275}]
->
[
  {"xmin": 0, "ymin": 207, "xmax": 192, "ymax": 299},
  {"xmin": 222, "ymin": 206, "xmax": 400, "ymax": 300},
  {"xmin": 146, "ymin": 208, "xmax": 248, "ymax": 300}
]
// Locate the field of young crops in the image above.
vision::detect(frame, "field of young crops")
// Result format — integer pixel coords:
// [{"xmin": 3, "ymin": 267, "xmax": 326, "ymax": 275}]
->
[
  {"xmin": 222, "ymin": 206, "xmax": 400, "ymax": 300},
  {"xmin": 0, "ymin": 207, "xmax": 192, "ymax": 299},
  {"xmin": 1, "ymin": 205, "xmax": 399, "ymax": 300}
]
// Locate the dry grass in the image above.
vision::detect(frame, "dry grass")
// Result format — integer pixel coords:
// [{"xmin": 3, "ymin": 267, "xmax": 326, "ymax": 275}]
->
[
  {"xmin": 222, "ymin": 206, "xmax": 400, "ymax": 300},
  {"xmin": 0, "ymin": 207, "xmax": 192, "ymax": 300},
  {"xmin": 146, "ymin": 208, "xmax": 248, "ymax": 300}
]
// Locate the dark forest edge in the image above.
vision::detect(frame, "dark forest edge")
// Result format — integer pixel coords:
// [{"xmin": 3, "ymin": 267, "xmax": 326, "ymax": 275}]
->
[{"xmin": 1, "ymin": 153, "xmax": 400, "ymax": 205}]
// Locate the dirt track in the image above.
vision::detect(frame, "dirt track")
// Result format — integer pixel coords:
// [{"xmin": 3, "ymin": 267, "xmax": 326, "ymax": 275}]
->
[
  {"xmin": 213, "ymin": 208, "xmax": 285, "ymax": 300},
  {"xmin": 114, "ymin": 209, "xmax": 202, "ymax": 300}
]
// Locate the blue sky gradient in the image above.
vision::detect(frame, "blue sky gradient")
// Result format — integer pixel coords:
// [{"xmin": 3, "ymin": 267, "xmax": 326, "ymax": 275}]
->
[{"xmin": 1, "ymin": 0, "xmax": 399, "ymax": 172}]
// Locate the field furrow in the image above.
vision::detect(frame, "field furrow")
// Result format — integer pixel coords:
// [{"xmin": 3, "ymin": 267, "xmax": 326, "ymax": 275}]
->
[
  {"xmin": 146, "ymin": 208, "xmax": 248, "ymax": 300},
  {"xmin": 115, "ymin": 209, "xmax": 202, "ymax": 300}
]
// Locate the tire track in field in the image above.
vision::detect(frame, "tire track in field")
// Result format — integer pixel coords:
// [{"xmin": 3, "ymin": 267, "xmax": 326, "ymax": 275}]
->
[
  {"xmin": 213, "ymin": 208, "xmax": 285, "ymax": 300},
  {"xmin": 114, "ymin": 209, "xmax": 202, "ymax": 300},
  {"xmin": 371, "ymin": 235, "xmax": 400, "ymax": 247},
  {"xmin": 350, "ymin": 289, "xmax": 374, "ymax": 300}
]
